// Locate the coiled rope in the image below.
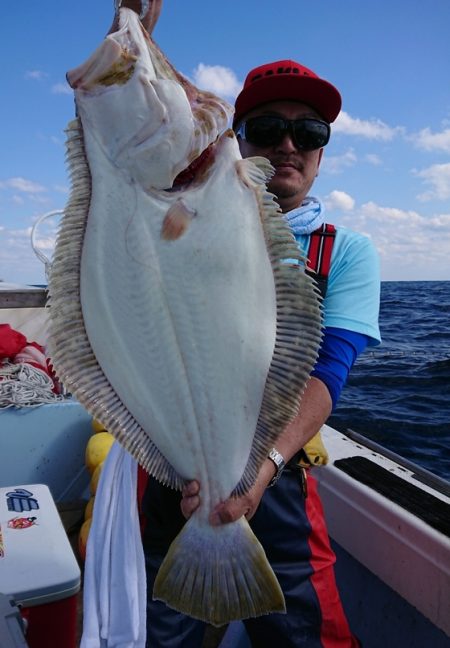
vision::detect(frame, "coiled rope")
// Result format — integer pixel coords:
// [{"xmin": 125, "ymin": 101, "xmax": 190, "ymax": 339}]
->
[{"xmin": 0, "ymin": 362, "xmax": 64, "ymax": 408}]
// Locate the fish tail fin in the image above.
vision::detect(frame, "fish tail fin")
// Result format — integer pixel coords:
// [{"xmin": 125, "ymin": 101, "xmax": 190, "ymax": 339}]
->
[{"xmin": 153, "ymin": 515, "xmax": 285, "ymax": 626}]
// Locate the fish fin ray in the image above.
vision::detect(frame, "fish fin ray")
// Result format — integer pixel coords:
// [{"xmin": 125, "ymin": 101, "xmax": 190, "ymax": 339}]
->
[
  {"xmin": 47, "ymin": 117, "xmax": 183, "ymax": 490},
  {"xmin": 232, "ymin": 181, "xmax": 323, "ymax": 497},
  {"xmin": 153, "ymin": 516, "xmax": 285, "ymax": 626},
  {"xmin": 236, "ymin": 157, "xmax": 275, "ymax": 189}
]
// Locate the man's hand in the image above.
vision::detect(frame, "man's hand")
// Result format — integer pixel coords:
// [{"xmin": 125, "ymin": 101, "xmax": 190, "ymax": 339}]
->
[
  {"xmin": 180, "ymin": 480, "xmax": 201, "ymax": 519},
  {"xmin": 180, "ymin": 459, "xmax": 277, "ymax": 525}
]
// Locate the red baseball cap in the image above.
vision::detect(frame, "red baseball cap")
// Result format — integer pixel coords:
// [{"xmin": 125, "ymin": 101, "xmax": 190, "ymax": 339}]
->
[{"xmin": 233, "ymin": 59, "xmax": 342, "ymax": 126}]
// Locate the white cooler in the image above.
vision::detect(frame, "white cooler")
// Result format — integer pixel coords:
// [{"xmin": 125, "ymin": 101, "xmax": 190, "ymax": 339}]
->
[{"xmin": 0, "ymin": 483, "xmax": 81, "ymax": 648}]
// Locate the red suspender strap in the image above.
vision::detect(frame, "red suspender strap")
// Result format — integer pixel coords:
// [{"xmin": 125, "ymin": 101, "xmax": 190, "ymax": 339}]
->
[
  {"xmin": 307, "ymin": 223, "xmax": 336, "ymax": 278},
  {"xmin": 306, "ymin": 224, "xmax": 336, "ymax": 299},
  {"xmin": 137, "ymin": 465, "xmax": 149, "ymax": 534}
]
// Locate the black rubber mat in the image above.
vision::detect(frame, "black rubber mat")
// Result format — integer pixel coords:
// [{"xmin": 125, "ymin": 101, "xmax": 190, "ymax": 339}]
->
[{"xmin": 334, "ymin": 456, "xmax": 450, "ymax": 537}]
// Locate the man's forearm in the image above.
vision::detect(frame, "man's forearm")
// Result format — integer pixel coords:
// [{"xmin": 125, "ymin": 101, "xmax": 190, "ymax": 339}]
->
[
  {"xmin": 244, "ymin": 376, "xmax": 332, "ymax": 500},
  {"xmin": 266, "ymin": 376, "xmax": 332, "ymax": 467}
]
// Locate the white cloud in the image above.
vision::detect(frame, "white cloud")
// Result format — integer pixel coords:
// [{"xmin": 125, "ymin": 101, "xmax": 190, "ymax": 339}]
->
[
  {"xmin": 32, "ymin": 235, "xmax": 57, "ymax": 251},
  {"xmin": 52, "ymin": 82, "xmax": 72, "ymax": 95},
  {"xmin": 0, "ymin": 177, "xmax": 46, "ymax": 194},
  {"xmin": 0, "ymin": 220, "xmax": 56, "ymax": 285},
  {"xmin": 428, "ymin": 213, "xmax": 450, "ymax": 229},
  {"xmin": 53, "ymin": 185, "xmax": 69, "ymax": 194},
  {"xmin": 414, "ymin": 163, "xmax": 450, "ymax": 201},
  {"xmin": 412, "ymin": 127, "xmax": 450, "ymax": 154},
  {"xmin": 29, "ymin": 194, "xmax": 52, "ymax": 205},
  {"xmin": 324, "ymin": 190, "xmax": 355, "ymax": 211},
  {"xmin": 338, "ymin": 201, "xmax": 450, "ymax": 280},
  {"xmin": 365, "ymin": 153, "xmax": 382, "ymax": 166},
  {"xmin": 322, "ymin": 148, "xmax": 357, "ymax": 174},
  {"xmin": 357, "ymin": 202, "xmax": 422, "ymax": 225},
  {"xmin": 8, "ymin": 227, "xmax": 33, "ymax": 238},
  {"xmin": 25, "ymin": 70, "xmax": 48, "ymax": 81},
  {"xmin": 191, "ymin": 63, "xmax": 242, "ymax": 99},
  {"xmin": 0, "ymin": 235, "xmax": 46, "ymax": 285},
  {"xmin": 0, "ymin": 178, "xmax": 51, "ymax": 213},
  {"xmin": 333, "ymin": 111, "xmax": 400, "ymax": 141}
]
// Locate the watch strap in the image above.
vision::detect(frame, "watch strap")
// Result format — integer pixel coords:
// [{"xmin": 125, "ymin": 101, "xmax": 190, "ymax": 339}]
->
[{"xmin": 267, "ymin": 447, "xmax": 286, "ymax": 487}]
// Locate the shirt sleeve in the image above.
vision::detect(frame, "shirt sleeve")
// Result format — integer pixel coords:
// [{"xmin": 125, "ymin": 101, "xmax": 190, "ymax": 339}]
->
[
  {"xmin": 322, "ymin": 228, "xmax": 381, "ymax": 346},
  {"xmin": 311, "ymin": 326, "xmax": 369, "ymax": 409}
]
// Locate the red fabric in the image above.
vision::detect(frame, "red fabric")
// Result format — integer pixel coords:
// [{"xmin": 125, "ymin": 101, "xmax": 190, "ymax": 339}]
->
[
  {"xmin": 307, "ymin": 230, "xmax": 321, "ymax": 273},
  {"xmin": 0, "ymin": 323, "xmax": 27, "ymax": 358},
  {"xmin": 234, "ymin": 59, "xmax": 341, "ymax": 126},
  {"xmin": 14, "ymin": 342, "xmax": 47, "ymax": 372},
  {"xmin": 0, "ymin": 324, "xmax": 60, "ymax": 392},
  {"xmin": 46, "ymin": 358, "xmax": 62, "ymax": 394},
  {"xmin": 137, "ymin": 465, "xmax": 149, "ymax": 534},
  {"xmin": 307, "ymin": 224, "xmax": 336, "ymax": 277},
  {"xmin": 318, "ymin": 224, "xmax": 336, "ymax": 276},
  {"xmin": 305, "ymin": 474, "xmax": 360, "ymax": 647}
]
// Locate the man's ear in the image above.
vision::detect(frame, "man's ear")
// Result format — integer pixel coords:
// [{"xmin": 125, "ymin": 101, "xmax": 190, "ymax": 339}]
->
[{"xmin": 316, "ymin": 148, "xmax": 324, "ymax": 176}]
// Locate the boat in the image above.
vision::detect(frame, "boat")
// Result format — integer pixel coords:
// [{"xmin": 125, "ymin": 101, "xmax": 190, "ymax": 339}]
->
[
  {"xmin": 0, "ymin": 283, "xmax": 93, "ymax": 503},
  {"xmin": 1, "ymin": 284, "xmax": 449, "ymax": 647}
]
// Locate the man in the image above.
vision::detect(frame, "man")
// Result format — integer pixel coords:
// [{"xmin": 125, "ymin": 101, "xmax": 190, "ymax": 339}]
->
[{"xmin": 143, "ymin": 60, "xmax": 381, "ymax": 647}]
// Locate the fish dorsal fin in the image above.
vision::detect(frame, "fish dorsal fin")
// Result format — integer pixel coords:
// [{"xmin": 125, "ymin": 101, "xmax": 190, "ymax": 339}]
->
[
  {"xmin": 47, "ymin": 117, "xmax": 183, "ymax": 490},
  {"xmin": 233, "ymin": 157, "xmax": 323, "ymax": 496},
  {"xmin": 236, "ymin": 156, "xmax": 275, "ymax": 187}
]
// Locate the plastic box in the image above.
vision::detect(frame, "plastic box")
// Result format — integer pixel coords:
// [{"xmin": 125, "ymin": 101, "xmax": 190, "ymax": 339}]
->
[
  {"xmin": 0, "ymin": 594, "xmax": 28, "ymax": 647},
  {"xmin": 0, "ymin": 484, "xmax": 81, "ymax": 648}
]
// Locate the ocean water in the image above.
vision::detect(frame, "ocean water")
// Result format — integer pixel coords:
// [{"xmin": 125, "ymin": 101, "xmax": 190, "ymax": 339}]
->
[{"xmin": 329, "ymin": 281, "xmax": 450, "ymax": 482}]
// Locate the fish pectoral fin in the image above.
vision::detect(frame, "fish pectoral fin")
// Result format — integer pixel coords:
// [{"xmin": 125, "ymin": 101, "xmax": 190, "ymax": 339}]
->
[
  {"xmin": 161, "ymin": 200, "xmax": 196, "ymax": 241},
  {"xmin": 235, "ymin": 157, "xmax": 275, "ymax": 188},
  {"xmin": 153, "ymin": 515, "xmax": 285, "ymax": 626}
]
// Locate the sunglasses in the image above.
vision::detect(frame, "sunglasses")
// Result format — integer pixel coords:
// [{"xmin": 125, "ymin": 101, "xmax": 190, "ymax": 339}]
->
[{"xmin": 235, "ymin": 116, "xmax": 330, "ymax": 151}]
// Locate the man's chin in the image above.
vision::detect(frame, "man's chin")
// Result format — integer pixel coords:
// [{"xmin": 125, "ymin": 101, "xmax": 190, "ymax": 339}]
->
[{"xmin": 268, "ymin": 178, "xmax": 301, "ymax": 200}]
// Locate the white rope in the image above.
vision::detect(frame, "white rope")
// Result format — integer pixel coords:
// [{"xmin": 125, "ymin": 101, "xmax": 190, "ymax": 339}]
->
[{"xmin": 0, "ymin": 362, "xmax": 65, "ymax": 408}]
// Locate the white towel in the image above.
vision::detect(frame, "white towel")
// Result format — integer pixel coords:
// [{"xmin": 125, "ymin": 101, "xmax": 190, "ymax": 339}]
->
[
  {"xmin": 284, "ymin": 195, "xmax": 325, "ymax": 235},
  {"xmin": 81, "ymin": 441, "xmax": 147, "ymax": 648}
]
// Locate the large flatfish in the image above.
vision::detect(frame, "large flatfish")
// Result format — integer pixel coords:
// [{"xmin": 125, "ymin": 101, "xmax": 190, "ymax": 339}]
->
[{"xmin": 48, "ymin": 0, "xmax": 323, "ymax": 627}]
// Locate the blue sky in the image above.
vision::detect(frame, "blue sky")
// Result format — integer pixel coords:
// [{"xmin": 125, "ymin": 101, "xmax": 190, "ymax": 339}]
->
[{"xmin": 1, "ymin": 0, "xmax": 450, "ymax": 284}]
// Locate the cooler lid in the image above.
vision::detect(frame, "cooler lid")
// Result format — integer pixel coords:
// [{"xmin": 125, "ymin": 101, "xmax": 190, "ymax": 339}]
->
[{"xmin": 0, "ymin": 484, "xmax": 80, "ymax": 606}]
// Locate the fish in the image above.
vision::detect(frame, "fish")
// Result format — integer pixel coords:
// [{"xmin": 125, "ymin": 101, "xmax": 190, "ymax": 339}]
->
[{"xmin": 47, "ymin": 0, "xmax": 323, "ymax": 627}]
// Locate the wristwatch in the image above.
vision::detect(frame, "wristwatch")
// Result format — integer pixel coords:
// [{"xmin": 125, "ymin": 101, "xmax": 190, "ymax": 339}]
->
[{"xmin": 267, "ymin": 447, "xmax": 286, "ymax": 487}]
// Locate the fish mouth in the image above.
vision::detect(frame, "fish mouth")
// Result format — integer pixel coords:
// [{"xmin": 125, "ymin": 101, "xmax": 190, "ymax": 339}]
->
[
  {"xmin": 169, "ymin": 143, "xmax": 215, "ymax": 191},
  {"xmin": 168, "ymin": 129, "xmax": 236, "ymax": 191}
]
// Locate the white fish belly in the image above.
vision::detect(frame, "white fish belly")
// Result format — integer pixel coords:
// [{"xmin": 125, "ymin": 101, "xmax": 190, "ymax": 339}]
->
[{"xmin": 80, "ymin": 137, "xmax": 276, "ymax": 506}]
